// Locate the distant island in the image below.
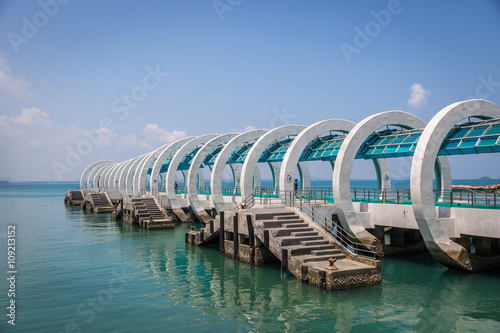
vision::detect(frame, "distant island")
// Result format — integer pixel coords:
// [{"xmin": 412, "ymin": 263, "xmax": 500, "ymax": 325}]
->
[{"xmin": 479, "ymin": 176, "xmax": 492, "ymax": 180}]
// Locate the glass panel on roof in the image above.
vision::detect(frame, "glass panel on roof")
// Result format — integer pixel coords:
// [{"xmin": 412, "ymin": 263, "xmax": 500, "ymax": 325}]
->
[
  {"xmin": 385, "ymin": 146, "xmax": 398, "ymax": 154},
  {"xmin": 459, "ymin": 138, "xmax": 479, "ymax": 148},
  {"xmin": 391, "ymin": 135, "xmax": 407, "ymax": 144},
  {"xmin": 398, "ymin": 144, "xmax": 412, "ymax": 153},
  {"xmin": 448, "ymin": 127, "xmax": 470, "ymax": 139},
  {"xmin": 323, "ymin": 148, "xmax": 334, "ymax": 156},
  {"xmin": 466, "ymin": 126, "xmax": 488, "ymax": 137},
  {"xmin": 403, "ymin": 134, "xmax": 421, "ymax": 143},
  {"xmin": 370, "ymin": 137, "xmax": 385, "ymax": 145},
  {"xmin": 374, "ymin": 146, "xmax": 385, "ymax": 154},
  {"xmin": 364, "ymin": 147, "xmax": 376, "ymax": 155},
  {"xmin": 443, "ymin": 141, "xmax": 460, "ymax": 149},
  {"xmin": 485, "ymin": 125, "xmax": 500, "ymax": 136},
  {"xmin": 328, "ymin": 141, "xmax": 340, "ymax": 148},
  {"xmin": 380, "ymin": 137, "xmax": 395, "ymax": 145},
  {"xmin": 477, "ymin": 137, "xmax": 498, "ymax": 147}
]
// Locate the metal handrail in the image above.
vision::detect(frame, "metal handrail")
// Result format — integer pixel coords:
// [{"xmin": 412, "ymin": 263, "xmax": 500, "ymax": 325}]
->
[
  {"xmin": 286, "ymin": 191, "xmax": 377, "ymax": 258},
  {"xmin": 248, "ymin": 189, "xmax": 377, "ymax": 257},
  {"xmin": 235, "ymin": 192, "xmax": 255, "ymax": 210}
]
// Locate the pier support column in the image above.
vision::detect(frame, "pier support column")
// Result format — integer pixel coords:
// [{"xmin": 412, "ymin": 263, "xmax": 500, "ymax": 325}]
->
[
  {"xmin": 475, "ymin": 237, "xmax": 492, "ymax": 257},
  {"xmin": 453, "ymin": 236, "xmax": 471, "ymax": 253},
  {"xmin": 404, "ymin": 229, "xmax": 422, "ymax": 245},
  {"xmin": 391, "ymin": 227, "xmax": 405, "ymax": 248},
  {"xmin": 219, "ymin": 211, "xmax": 225, "ymax": 255},
  {"xmin": 373, "ymin": 226, "xmax": 385, "ymax": 244}
]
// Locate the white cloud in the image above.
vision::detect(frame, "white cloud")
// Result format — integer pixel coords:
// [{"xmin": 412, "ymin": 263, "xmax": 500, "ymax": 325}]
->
[
  {"xmin": 11, "ymin": 107, "xmax": 52, "ymax": 125},
  {"xmin": 407, "ymin": 83, "xmax": 430, "ymax": 108},
  {"xmin": 0, "ymin": 55, "xmax": 30, "ymax": 98},
  {"xmin": 0, "ymin": 108, "xmax": 189, "ymax": 181},
  {"xmin": 233, "ymin": 125, "xmax": 257, "ymax": 133},
  {"xmin": 142, "ymin": 123, "xmax": 187, "ymax": 146}
]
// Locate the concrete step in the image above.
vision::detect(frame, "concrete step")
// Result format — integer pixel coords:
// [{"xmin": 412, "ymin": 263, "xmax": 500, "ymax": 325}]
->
[
  {"xmin": 267, "ymin": 227, "xmax": 315, "ymax": 237},
  {"xmin": 255, "ymin": 211, "xmax": 296, "ymax": 221},
  {"xmin": 274, "ymin": 215, "xmax": 300, "ymax": 220},
  {"xmin": 293, "ymin": 253, "xmax": 346, "ymax": 263},
  {"xmin": 276, "ymin": 236, "xmax": 324, "ymax": 246},
  {"xmin": 261, "ymin": 220, "xmax": 304, "ymax": 228},
  {"xmin": 310, "ymin": 249, "xmax": 342, "ymax": 256},
  {"xmin": 284, "ymin": 244, "xmax": 336, "ymax": 256},
  {"xmin": 301, "ymin": 240, "xmax": 329, "ymax": 246},
  {"xmin": 290, "ymin": 231, "xmax": 319, "ymax": 237},
  {"xmin": 284, "ymin": 223, "xmax": 309, "ymax": 229}
]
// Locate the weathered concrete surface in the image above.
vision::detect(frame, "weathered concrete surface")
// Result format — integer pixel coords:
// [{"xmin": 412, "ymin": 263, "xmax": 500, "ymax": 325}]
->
[{"xmin": 411, "ymin": 99, "xmax": 500, "ymax": 271}]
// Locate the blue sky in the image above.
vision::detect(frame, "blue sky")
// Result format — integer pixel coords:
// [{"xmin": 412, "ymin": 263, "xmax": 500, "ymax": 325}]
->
[{"xmin": 0, "ymin": 0, "xmax": 499, "ymax": 181}]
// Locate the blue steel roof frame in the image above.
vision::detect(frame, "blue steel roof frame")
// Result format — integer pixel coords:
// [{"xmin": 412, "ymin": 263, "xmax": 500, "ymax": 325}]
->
[
  {"xmin": 176, "ymin": 118, "xmax": 500, "ymax": 169},
  {"xmin": 227, "ymin": 142, "xmax": 256, "ymax": 164},
  {"xmin": 299, "ymin": 133, "xmax": 347, "ymax": 162},
  {"xmin": 178, "ymin": 146, "xmax": 203, "ymax": 170},
  {"xmin": 258, "ymin": 138, "xmax": 295, "ymax": 163},
  {"xmin": 439, "ymin": 118, "xmax": 500, "ymax": 155},
  {"xmin": 203, "ymin": 144, "xmax": 225, "ymax": 166},
  {"xmin": 358, "ymin": 128, "xmax": 423, "ymax": 159}
]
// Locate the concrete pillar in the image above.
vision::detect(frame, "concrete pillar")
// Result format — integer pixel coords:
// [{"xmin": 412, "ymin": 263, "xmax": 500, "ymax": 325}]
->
[
  {"xmin": 475, "ymin": 236, "xmax": 492, "ymax": 257},
  {"xmin": 491, "ymin": 238, "xmax": 500, "ymax": 255},
  {"xmin": 238, "ymin": 234, "xmax": 246, "ymax": 245},
  {"xmin": 391, "ymin": 227, "xmax": 405, "ymax": 248},
  {"xmin": 373, "ymin": 226, "xmax": 385, "ymax": 243},
  {"xmin": 404, "ymin": 229, "xmax": 422, "ymax": 245},
  {"xmin": 454, "ymin": 236, "xmax": 471, "ymax": 253}
]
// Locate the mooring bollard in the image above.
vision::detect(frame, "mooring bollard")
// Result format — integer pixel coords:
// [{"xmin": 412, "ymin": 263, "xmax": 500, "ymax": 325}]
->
[{"xmin": 219, "ymin": 211, "xmax": 225, "ymax": 255}]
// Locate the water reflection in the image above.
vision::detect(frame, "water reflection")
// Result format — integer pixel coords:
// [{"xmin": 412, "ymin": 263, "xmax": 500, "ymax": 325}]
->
[
  {"xmin": 127, "ymin": 227, "xmax": 500, "ymax": 332},
  {"xmin": 63, "ymin": 201, "xmax": 500, "ymax": 332}
]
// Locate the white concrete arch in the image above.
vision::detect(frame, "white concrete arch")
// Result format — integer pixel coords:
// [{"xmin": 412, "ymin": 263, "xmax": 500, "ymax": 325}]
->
[
  {"xmin": 132, "ymin": 151, "xmax": 157, "ymax": 195},
  {"xmin": 268, "ymin": 162, "xmax": 280, "ymax": 191},
  {"xmin": 87, "ymin": 161, "xmax": 114, "ymax": 191},
  {"xmin": 210, "ymin": 129, "xmax": 269, "ymax": 213},
  {"xmin": 166, "ymin": 134, "xmax": 218, "ymax": 222},
  {"xmin": 103, "ymin": 163, "xmax": 121, "ymax": 191},
  {"xmin": 187, "ymin": 133, "xmax": 238, "ymax": 223},
  {"xmin": 102, "ymin": 163, "xmax": 121, "ymax": 191},
  {"xmin": 94, "ymin": 163, "xmax": 116, "ymax": 191},
  {"xmin": 133, "ymin": 144, "xmax": 172, "ymax": 196},
  {"xmin": 411, "ymin": 99, "xmax": 500, "ymax": 270},
  {"xmin": 118, "ymin": 156, "xmax": 143, "ymax": 194},
  {"xmin": 149, "ymin": 137, "xmax": 194, "ymax": 195},
  {"xmin": 87, "ymin": 162, "xmax": 114, "ymax": 191},
  {"xmin": 80, "ymin": 160, "xmax": 113, "ymax": 191},
  {"xmin": 126, "ymin": 154, "xmax": 151, "ymax": 195},
  {"xmin": 279, "ymin": 119, "xmax": 356, "ymax": 199},
  {"xmin": 297, "ymin": 161, "xmax": 311, "ymax": 191},
  {"xmin": 333, "ymin": 111, "xmax": 452, "ymax": 248},
  {"xmin": 111, "ymin": 158, "xmax": 134, "ymax": 191},
  {"xmin": 240, "ymin": 125, "xmax": 308, "ymax": 200}
]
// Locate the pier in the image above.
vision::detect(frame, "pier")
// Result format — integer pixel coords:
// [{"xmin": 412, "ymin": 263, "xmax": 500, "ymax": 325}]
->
[{"xmin": 68, "ymin": 99, "xmax": 500, "ymax": 289}]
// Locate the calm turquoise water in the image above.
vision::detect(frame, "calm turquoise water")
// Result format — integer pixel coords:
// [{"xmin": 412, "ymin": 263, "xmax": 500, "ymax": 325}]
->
[{"xmin": 1, "ymin": 183, "xmax": 500, "ymax": 332}]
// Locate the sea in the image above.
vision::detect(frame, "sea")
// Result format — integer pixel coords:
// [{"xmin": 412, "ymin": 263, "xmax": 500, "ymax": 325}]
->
[{"xmin": 1, "ymin": 180, "xmax": 500, "ymax": 332}]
